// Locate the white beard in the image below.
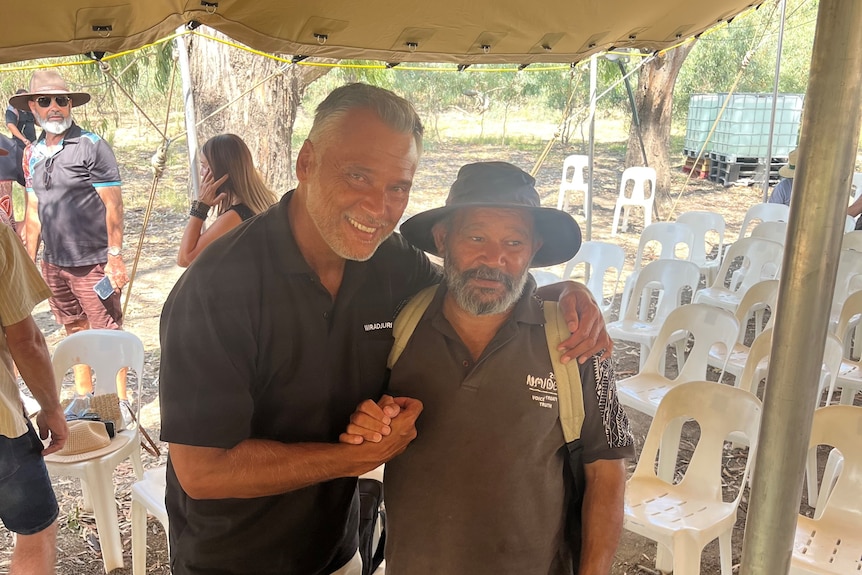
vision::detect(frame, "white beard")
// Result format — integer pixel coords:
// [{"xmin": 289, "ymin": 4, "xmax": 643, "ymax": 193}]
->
[{"xmin": 38, "ymin": 116, "xmax": 72, "ymax": 135}]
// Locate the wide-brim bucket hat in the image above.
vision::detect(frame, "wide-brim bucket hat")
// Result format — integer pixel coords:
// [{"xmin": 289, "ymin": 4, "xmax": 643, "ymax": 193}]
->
[
  {"xmin": 400, "ymin": 161, "xmax": 581, "ymax": 267},
  {"xmin": 9, "ymin": 69, "xmax": 91, "ymax": 111},
  {"xmin": 779, "ymin": 148, "xmax": 798, "ymax": 179}
]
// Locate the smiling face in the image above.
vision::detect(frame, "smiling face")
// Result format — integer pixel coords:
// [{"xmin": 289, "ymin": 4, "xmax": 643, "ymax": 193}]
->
[
  {"xmin": 29, "ymin": 95, "xmax": 72, "ymax": 135},
  {"xmin": 435, "ymin": 207, "xmax": 542, "ymax": 316},
  {"xmin": 297, "ymin": 107, "xmax": 419, "ymax": 262}
]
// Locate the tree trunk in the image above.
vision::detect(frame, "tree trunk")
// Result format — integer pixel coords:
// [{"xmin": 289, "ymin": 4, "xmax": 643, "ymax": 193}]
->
[
  {"xmin": 624, "ymin": 43, "xmax": 696, "ymax": 216},
  {"xmin": 187, "ymin": 28, "xmax": 332, "ymax": 192}
]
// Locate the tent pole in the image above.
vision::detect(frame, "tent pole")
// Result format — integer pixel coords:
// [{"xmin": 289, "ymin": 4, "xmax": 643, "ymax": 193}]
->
[
  {"xmin": 175, "ymin": 28, "xmax": 201, "ymax": 202},
  {"xmin": 586, "ymin": 54, "xmax": 597, "ymax": 242},
  {"xmin": 761, "ymin": 0, "xmax": 788, "ymax": 202},
  {"xmin": 740, "ymin": 3, "xmax": 862, "ymax": 575}
]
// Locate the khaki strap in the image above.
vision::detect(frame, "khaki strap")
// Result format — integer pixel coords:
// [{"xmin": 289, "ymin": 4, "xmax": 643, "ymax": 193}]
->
[{"xmin": 542, "ymin": 301, "xmax": 585, "ymax": 443}]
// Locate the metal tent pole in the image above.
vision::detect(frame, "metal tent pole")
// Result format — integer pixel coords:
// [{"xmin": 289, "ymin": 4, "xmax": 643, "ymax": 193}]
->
[
  {"xmin": 586, "ymin": 54, "xmax": 597, "ymax": 242},
  {"xmin": 740, "ymin": 3, "xmax": 862, "ymax": 574},
  {"xmin": 761, "ymin": 0, "xmax": 788, "ymax": 203},
  {"xmin": 175, "ymin": 28, "xmax": 201, "ymax": 201}
]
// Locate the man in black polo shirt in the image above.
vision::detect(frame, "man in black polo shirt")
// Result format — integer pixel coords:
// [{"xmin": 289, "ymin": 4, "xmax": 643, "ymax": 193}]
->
[
  {"xmin": 11, "ymin": 69, "xmax": 129, "ymax": 401},
  {"xmin": 351, "ymin": 162, "xmax": 634, "ymax": 575},
  {"xmin": 159, "ymin": 84, "xmax": 613, "ymax": 575}
]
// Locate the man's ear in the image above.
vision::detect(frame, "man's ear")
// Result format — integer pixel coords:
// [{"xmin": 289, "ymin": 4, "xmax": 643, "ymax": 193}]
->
[
  {"xmin": 295, "ymin": 140, "xmax": 315, "ymax": 183},
  {"xmin": 27, "ymin": 100, "xmax": 37, "ymax": 115},
  {"xmin": 432, "ymin": 221, "xmax": 448, "ymax": 254}
]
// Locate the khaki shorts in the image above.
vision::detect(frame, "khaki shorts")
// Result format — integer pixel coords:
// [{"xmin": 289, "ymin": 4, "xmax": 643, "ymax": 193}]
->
[{"xmin": 41, "ymin": 260, "xmax": 123, "ymax": 329}]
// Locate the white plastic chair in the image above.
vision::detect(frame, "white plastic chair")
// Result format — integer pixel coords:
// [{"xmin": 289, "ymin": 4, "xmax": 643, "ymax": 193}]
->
[
  {"xmin": 556, "ymin": 154, "xmax": 589, "ymax": 213},
  {"xmin": 693, "ymin": 236, "xmax": 784, "ymax": 315},
  {"xmin": 616, "ymin": 303, "xmax": 739, "ymax": 419},
  {"xmin": 531, "ymin": 269, "xmax": 561, "ymax": 287},
  {"xmin": 833, "ymin": 290, "xmax": 862, "ymax": 406},
  {"xmin": 44, "ymin": 330, "xmax": 146, "ymax": 573},
  {"xmin": 843, "ymin": 229, "xmax": 862, "ymax": 251},
  {"xmin": 791, "ymin": 405, "xmax": 862, "ymax": 575},
  {"xmin": 845, "ymin": 214, "xmax": 857, "ymax": 233},
  {"xmin": 827, "ymin": 248, "xmax": 862, "ymax": 332},
  {"xmin": 561, "ymin": 241, "xmax": 625, "ymax": 320},
  {"xmin": 677, "ymin": 210, "xmax": 726, "ymax": 284},
  {"xmin": 624, "ymin": 381, "xmax": 762, "ymax": 575},
  {"xmin": 611, "ymin": 166, "xmax": 656, "ymax": 235},
  {"xmin": 608, "ymin": 260, "xmax": 701, "ymax": 369},
  {"xmin": 850, "ymin": 172, "xmax": 862, "ymax": 204},
  {"xmin": 619, "ymin": 222, "xmax": 696, "ymax": 319},
  {"xmin": 750, "ymin": 220, "xmax": 787, "ymax": 245},
  {"xmin": 706, "ymin": 279, "xmax": 779, "ymax": 384},
  {"xmin": 738, "ymin": 202, "xmax": 790, "ymax": 240},
  {"xmin": 131, "ymin": 466, "xmax": 168, "ymax": 575}
]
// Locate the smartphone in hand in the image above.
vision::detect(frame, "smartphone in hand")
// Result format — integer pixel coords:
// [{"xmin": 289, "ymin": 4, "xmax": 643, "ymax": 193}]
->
[{"xmin": 93, "ymin": 276, "xmax": 114, "ymax": 300}]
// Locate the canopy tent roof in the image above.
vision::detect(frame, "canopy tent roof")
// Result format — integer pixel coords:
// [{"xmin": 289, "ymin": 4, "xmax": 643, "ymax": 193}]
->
[{"xmin": 1, "ymin": 0, "xmax": 762, "ymax": 65}]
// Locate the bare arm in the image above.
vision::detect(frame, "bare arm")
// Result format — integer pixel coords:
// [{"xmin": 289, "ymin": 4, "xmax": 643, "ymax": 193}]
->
[
  {"xmin": 5, "ymin": 315, "xmax": 68, "ymax": 454},
  {"xmin": 7, "ymin": 122, "xmax": 29, "ymax": 145},
  {"xmin": 536, "ymin": 280, "xmax": 613, "ymax": 363},
  {"xmin": 96, "ymin": 185, "xmax": 128, "ymax": 289},
  {"xmin": 849, "ymin": 194, "xmax": 862, "ymax": 218},
  {"xmin": 170, "ymin": 397, "xmax": 422, "ymax": 500},
  {"xmin": 22, "ymin": 190, "xmax": 41, "ymax": 259},
  {"xmin": 577, "ymin": 459, "xmax": 626, "ymax": 575},
  {"xmin": 177, "ymin": 211, "xmax": 242, "ymax": 267}
]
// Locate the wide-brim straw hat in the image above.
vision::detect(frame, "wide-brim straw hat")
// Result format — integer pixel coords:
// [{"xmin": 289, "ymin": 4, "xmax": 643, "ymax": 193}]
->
[
  {"xmin": 9, "ymin": 69, "xmax": 91, "ymax": 111},
  {"xmin": 400, "ymin": 161, "xmax": 582, "ymax": 267},
  {"xmin": 779, "ymin": 148, "xmax": 798, "ymax": 179},
  {"xmin": 44, "ymin": 420, "xmax": 118, "ymax": 463}
]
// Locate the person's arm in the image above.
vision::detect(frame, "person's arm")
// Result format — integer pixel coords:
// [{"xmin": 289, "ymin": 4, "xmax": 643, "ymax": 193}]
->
[
  {"xmin": 96, "ymin": 185, "xmax": 128, "ymax": 290},
  {"xmin": 5, "ymin": 314, "xmax": 68, "ymax": 455},
  {"xmin": 7, "ymin": 122, "xmax": 29, "ymax": 146},
  {"xmin": 536, "ymin": 280, "xmax": 613, "ymax": 363},
  {"xmin": 177, "ymin": 167, "xmax": 236, "ymax": 267},
  {"xmin": 22, "ymin": 190, "xmax": 41, "ymax": 259},
  {"xmin": 848, "ymin": 194, "xmax": 862, "ymax": 218},
  {"xmin": 577, "ymin": 458, "xmax": 626, "ymax": 575},
  {"xmin": 170, "ymin": 396, "xmax": 422, "ymax": 499}
]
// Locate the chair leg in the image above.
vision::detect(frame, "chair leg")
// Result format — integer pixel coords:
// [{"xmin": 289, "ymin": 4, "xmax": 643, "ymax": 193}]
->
[
  {"xmin": 612, "ymin": 202, "xmax": 623, "ymax": 236},
  {"xmin": 644, "ymin": 204, "xmax": 652, "ymax": 228},
  {"xmin": 81, "ymin": 479, "xmax": 93, "ymax": 513},
  {"xmin": 557, "ymin": 188, "xmax": 566, "ymax": 211},
  {"xmin": 655, "ymin": 543, "xmax": 674, "ymax": 574},
  {"xmin": 719, "ymin": 529, "xmax": 733, "ymax": 575},
  {"xmin": 131, "ymin": 497, "xmax": 147, "ymax": 575},
  {"xmin": 83, "ymin": 467, "xmax": 125, "ymax": 573},
  {"xmin": 622, "ymin": 206, "xmax": 630, "ymax": 233},
  {"xmin": 131, "ymin": 442, "xmax": 145, "ymax": 480},
  {"xmin": 672, "ymin": 532, "xmax": 703, "ymax": 575}
]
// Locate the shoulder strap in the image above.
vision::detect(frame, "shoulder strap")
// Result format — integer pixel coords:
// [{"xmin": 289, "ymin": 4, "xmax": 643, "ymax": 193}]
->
[
  {"xmin": 543, "ymin": 301, "xmax": 586, "ymax": 443},
  {"xmin": 387, "ymin": 285, "xmax": 438, "ymax": 368}
]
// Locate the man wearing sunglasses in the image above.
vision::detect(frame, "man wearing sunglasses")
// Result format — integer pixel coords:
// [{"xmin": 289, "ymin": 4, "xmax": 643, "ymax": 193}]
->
[{"xmin": 9, "ymin": 69, "xmax": 129, "ymax": 402}]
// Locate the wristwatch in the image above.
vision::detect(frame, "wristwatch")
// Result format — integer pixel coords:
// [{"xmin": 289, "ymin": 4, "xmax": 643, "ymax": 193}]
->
[{"xmin": 107, "ymin": 246, "xmax": 122, "ymax": 257}]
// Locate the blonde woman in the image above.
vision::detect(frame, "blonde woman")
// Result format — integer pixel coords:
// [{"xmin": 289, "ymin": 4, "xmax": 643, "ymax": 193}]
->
[{"xmin": 178, "ymin": 134, "xmax": 277, "ymax": 267}]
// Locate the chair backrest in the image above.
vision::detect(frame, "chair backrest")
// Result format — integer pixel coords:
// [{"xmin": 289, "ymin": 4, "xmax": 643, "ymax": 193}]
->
[
  {"xmin": 750, "ymin": 221, "xmax": 788, "ymax": 245},
  {"xmin": 676, "ymin": 210, "xmax": 726, "ymax": 266},
  {"xmin": 562, "ymin": 241, "xmax": 625, "ymax": 309},
  {"xmin": 733, "ymin": 279, "xmax": 780, "ymax": 343},
  {"xmin": 618, "ymin": 166, "xmax": 656, "ymax": 202},
  {"xmin": 711, "ymin": 236, "xmax": 785, "ymax": 294},
  {"xmin": 632, "ymin": 381, "xmax": 762, "ymax": 503},
  {"xmin": 622, "ymin": 259, "xmax": 701, "ymax": 323},
  {"xmin": 832, "ymin": 248, "xmax": 862, "ymax": 311},
  {"xmin": 737, "ymin": 327, "xmax": 772, "ymax": 395},
  {"xmin": 836, "ymin": 289, "xmax": 862, "ymax": 342},
  {"xmin": 739, "ymin": 202, "xmax": 791, "ymax": 239},
  {"xmin": 808, "ymin": 405, "xmax": 862, "ymax": 524},
  {"xmin": 639, "ymin": 303, "xmax": 739, "ymax": 382},
  {"xmin": 633, "ymin": 221, "xmax": 695, "ymax": 271},
  {"xmin": 843, "ymin": 230, "xmax": 862, "ymax": 252},
  {"xmin": 820, "ymin": 334, "xmax": 845, "ymax": 405},
  {"xmin": 52, "ymin": 330, "xmax": 145, "ymax": 413},
  {"xmin": 559, "ymin": 154, "xmax": 588, "ymax": 193}
]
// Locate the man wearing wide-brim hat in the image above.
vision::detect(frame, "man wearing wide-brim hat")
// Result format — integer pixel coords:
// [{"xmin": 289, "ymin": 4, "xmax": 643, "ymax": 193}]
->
[
  {"xmin": 768, "ymin": 148, "xmax": 797, "ymax": 206},
  {"xmin": 346, "ymin": 161, "xmax": 635, "ymax": 575},
  {"xmin": 12, "ymin": 69, "xmax": 129, "ymax": 401}
]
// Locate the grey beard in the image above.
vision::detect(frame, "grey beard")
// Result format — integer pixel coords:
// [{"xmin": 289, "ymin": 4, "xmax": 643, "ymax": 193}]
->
[
  {"xmin": 38, "ymin": 116, "xmax": 72, "ymax": 135},
  {"xmin": 443, "ymin": 258, "xmax": 529, "ymax": 316}
]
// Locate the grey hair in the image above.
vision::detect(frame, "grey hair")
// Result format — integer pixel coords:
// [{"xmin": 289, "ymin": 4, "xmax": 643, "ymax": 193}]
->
[{"xmin": 308, "ymin": 83, "xmax": 424, "ymax": 152}]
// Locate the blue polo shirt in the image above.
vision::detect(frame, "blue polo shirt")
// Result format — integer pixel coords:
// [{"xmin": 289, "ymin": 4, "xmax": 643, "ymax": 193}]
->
[{"xmin": 24, "ymin": 123, "xmax": 121, "ymax": 267}]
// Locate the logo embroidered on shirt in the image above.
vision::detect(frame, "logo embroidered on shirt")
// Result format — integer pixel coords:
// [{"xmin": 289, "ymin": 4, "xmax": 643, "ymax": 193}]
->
[
  {"xmin": 364, "ymin": 321, "xmax": 393, "ymax": 332},
  {"xmin": 525, "ymin": 371, "xmax": 558, "ymax": 409}
]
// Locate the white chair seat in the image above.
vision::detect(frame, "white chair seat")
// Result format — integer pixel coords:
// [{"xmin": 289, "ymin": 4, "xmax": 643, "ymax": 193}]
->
[
  {"xmin": 131, "ymin": 466, "xmax": 169, "ymax": 575},
  {"xmin": 791, "ymin": 516, "xmax": 862, "ymax": 574},
  {"xmin": 693, "ymin": 287, "xmax": 744, "ymax": 311}
]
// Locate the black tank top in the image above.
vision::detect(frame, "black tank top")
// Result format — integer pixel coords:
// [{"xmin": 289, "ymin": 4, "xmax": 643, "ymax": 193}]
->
[{"xmin": 228, "ymin": 203, "xmax": 254, "ymax": 221}]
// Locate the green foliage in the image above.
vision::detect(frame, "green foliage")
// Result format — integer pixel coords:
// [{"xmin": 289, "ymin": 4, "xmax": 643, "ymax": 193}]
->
[{"xmin": 675, "ymin": 0, "xmax": 818, "ymax": 121}]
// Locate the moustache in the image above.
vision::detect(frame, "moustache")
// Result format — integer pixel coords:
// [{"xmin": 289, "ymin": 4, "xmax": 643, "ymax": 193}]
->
[{"xmin": 462, "ymin": 266, "xmax": 515, "ymax": 290}]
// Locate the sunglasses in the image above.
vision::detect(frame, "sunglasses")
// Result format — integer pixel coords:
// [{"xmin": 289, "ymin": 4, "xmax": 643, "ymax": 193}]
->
[{"xmin": 34, "ymin": 96, "xmax": 71, "ymax": 108}]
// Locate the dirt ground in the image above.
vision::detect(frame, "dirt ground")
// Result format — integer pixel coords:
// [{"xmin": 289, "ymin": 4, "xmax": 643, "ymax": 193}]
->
[{"xmin": 0, "ymin": 132, "xmax": 836, "ymax": 574}]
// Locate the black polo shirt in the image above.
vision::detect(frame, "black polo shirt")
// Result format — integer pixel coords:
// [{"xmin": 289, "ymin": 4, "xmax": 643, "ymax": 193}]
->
[
  {"xmin": 383, "ymin": 281, "xmax": 635, "ymax": 575},
  {"xmin": 159, "ymin": 192, "xmax": 439, "ymax": 575}
]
